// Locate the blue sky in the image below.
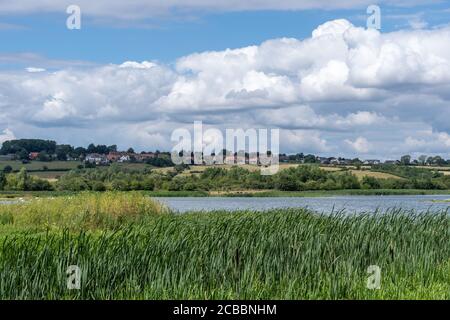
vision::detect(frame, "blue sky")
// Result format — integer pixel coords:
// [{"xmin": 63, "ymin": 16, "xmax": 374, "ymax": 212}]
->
[
  {"xmin": 0, "ymin": 1, "xmax": 450, "ymax": 159},
  {"xmin": 1, "ymin": 1, "xmax": 449, "ymax": 65}
]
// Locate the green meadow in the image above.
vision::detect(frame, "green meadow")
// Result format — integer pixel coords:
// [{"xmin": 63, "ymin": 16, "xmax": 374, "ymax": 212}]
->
[{"xmin": 0, "ymin": 192, "xmax": 448, "ymax": 299}]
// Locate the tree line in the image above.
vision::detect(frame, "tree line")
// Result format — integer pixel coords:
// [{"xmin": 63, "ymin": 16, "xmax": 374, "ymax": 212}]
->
[
  {"xmin": 0, "ymin": 168, "xmax": 53, "ymax": 191},
  {"xmin": 0, "ymin": 139, "xmax": 152, "ymax": 161},
  {"xmin": 42, "ymin": 164, "xmax": 450, "ymax": 192},
  {"xmin": 2, "ymin": 163, "xmax": 450, "ymax": 192}
]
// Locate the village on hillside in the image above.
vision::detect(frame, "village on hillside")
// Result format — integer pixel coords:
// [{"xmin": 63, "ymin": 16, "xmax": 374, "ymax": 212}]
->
[{"xmin": 0, "ymin": 139, "xmax": 449, "ymax": 167}]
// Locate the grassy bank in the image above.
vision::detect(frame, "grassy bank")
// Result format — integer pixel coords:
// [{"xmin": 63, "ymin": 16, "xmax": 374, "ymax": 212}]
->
[{"xmin": 0, "ymin": 192, "xmax": 448, "ymax": 299}]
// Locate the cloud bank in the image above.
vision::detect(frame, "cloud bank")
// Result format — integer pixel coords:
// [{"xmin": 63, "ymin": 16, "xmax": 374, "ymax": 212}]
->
[{"xmin": 1, "ymin": 19, "xmax": 450, "ymax": 159}]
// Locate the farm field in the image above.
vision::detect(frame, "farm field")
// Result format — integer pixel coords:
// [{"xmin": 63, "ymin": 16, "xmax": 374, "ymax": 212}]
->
[
  {"xmin": 176, "ymin": 164, "xmax": 405, "ymax": 181},
  {"xmin": 0, "ymin": 160, "xmax": 153, "ymax": 172},
  {"xmin": 168, "ymin": 163, "xmax": 343, "ymax": 176},
  {"xmin": 28, "ymin": 171, "xmax": 62, "ymax": 182},
  {"xmin": 0, "ymin": 192, "xmax": 448, "ymax": 299},
  {"xmin": 416, "ymin": 166, "xmax": 450, "ymax": 171},
  {"xmin": 0, "ymin": 160, "xmax": 81, "ymax": 171},
  {"xmin": 0, "ymin": 160, "xmax": 154, "ymax": 181},
  {"xmin": 349, "ymin": 170, "xmax": 404, "ymax": 180}
]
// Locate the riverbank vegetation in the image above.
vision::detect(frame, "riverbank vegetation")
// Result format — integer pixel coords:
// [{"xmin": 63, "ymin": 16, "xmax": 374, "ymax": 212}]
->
[
  {"xmin": 0, "ymin": 192, "xmax": 448, "ymax": 299},
  {"xmin": 2, "ymin": 164, "xmax": 450, "ymax": 195},
  {"xmin": 54, "ymin": 164, "xmax": 450, "ymax": 192},
  {"xmin": 211, "ymin": 189, "xmax": 450, "ymax": 197},
  {"xmin": 2, "ymin": 188, "xmax": 450, "ymax": 200},
  {"xmin": 0, "ymin": 192, "xmax": 166, "ymax": 232}
]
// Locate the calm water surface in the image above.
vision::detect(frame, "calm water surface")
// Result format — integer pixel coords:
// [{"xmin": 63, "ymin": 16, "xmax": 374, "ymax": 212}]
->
[
  {"xmin": 155, "ymin": 195, "xmax": 450, "ymax": 213},
  {"xmin": 0, "ymin": 200, "xmax": 21, "ymax": 205},
  {"xmin": 2, "ymin": 196, "xmax": 450, "ymax": 214}
]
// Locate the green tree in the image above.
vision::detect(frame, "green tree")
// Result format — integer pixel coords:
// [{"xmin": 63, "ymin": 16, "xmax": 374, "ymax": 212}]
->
[
  {"xmin": 361, "ymin": 176, "xmax": 381, "ymax": 189},
  {"xmin": 87, "ymin": 144, "xmax": 109, "ymax": 154},
  {"xmin": 56, "ymin": 144, "xmax": 74, "ymax": 161},
  {"xmin": 0, "ymin": 171, "xmax": 6, "ymax": 190},
  {"xmin": 3, "ymin": 165, "xmax": 13, "ymax": 173},
  {"xmin": 146, "ymin": 157, "xmax": 174, "ymax": 167},
  {"xmin": 73, "ymin": 147, "xmax": 87, "ymax": 158},
  {"xmin": 91, "ymin": 181, "xmax": 106, "ymax": 191},
  {"xmin": 1, "ymin": 139, "xmax": 56, "ymax": 155},
  {"xmin": 37, "ymin": 151, "xmax": 51, "ymax": 162},
  {"xmin": 400, "ymin": 155, "xmax": 411, "ymax": 166},
  {"xmin": 107, "ymin": 145, "xmax": 117, "ymax": 153},
  {"xmin": 16, "ymin": 149, "xmax": 29, "ymax": 160},
  {"xmin": 336, "ymin": 172, "xmax": 360, "ymax": 189},
  {"xmin": 303, "ymin": 154, "xmax": 317, "ymax": 163},
  {"xmin": 432, "ymin": 156, "xmax": 446, "ymax": 166},
  {"xmin": 17, "ymin": 168, "xmax": 29, "ymax": 190},
  {"xmin": 418, "ymin": 155, "xmax": 427, "ymax": 165},
  {"xmin": 111, "ymin": 179, "xmax": 130, "ymax": 191},
  {"xmin": 141, "ymin": 178, "xmax": 155, "ymax": 191}
]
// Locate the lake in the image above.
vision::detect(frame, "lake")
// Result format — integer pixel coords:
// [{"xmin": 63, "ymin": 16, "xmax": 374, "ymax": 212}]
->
[
  {"xmin": 155, "ymin": 195, "xmax": 450, "ymax": 213},
  {"xmin": 0, "ymin": 200, "xmax": 22, "ymax": 205}
]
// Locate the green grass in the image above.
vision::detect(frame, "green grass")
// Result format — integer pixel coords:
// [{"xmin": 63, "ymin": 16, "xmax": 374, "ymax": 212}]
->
[
  {"xmin": 0, "ymin": 192, "xmax": 448, "ymax": 299},
  {"xmin": 0, "ymin": 192, "xmax": 167, "ymax": 231},
  {"xmin": 117, "ymin": 162, "xmax": 152, "ymax": 170},
  {"xmin": 29, "ymin": 171, "xmax": 65, "ymax": 180},
  {"xmin": 0, "ymin": 160, "xmax": 81, "ymax": 172},
  {"xmin": 0, "ymin": 190, "xmax": 80, "ymax": 199},
  {"xmin": 0, "ymin": 161, "xmax": 152, "ymax": 179}
]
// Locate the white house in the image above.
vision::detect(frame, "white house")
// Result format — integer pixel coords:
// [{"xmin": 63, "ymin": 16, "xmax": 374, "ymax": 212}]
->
[
  {"xmin": 85, "ymin": 153, "xmax": 108, "ymax": 165},
  {"xmin": 363, "ymin": 159, "xmax": 381, "ymax": 165}
]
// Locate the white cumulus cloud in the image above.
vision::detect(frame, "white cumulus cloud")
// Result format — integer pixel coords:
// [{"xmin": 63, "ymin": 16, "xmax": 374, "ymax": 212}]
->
[
  {"xmin": 25, "ymin": 67, "xmax": 46, "ymax": 73},
  {"xmin": 345, "ymin": 137, "xmax": 371, "ymax": 153},
  {"xmin": 0, "ymin": 128, "xmax": 15, "ymax": 144},
  {"xmin": 0, "ymin": 19, "xmax": 450, "ymax": 158}
]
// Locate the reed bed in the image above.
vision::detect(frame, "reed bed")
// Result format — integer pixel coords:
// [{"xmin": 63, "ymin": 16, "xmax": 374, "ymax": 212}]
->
[
  {"xmin": 0, "ymin": 191, "xmax": 167, "ymax": 231},
  {"xmin": 0, "ymin": 195, "xmax": 448, "ymax": 299}
]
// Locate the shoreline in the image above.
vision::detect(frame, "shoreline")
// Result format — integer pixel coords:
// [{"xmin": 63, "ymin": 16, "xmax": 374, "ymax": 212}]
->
[
  {"xmin": 2, "ymin": 189, "xmax": 450, "ymax": 199},
  {"xmin": 205, "ymin": 189, "xmax": 450, "ymax": 198}
]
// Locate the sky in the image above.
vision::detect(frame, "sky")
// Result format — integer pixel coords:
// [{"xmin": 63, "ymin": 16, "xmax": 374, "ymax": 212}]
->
[{"xmin": 0, "ymin": 0, "xmax": 450, "ymax": 159}]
